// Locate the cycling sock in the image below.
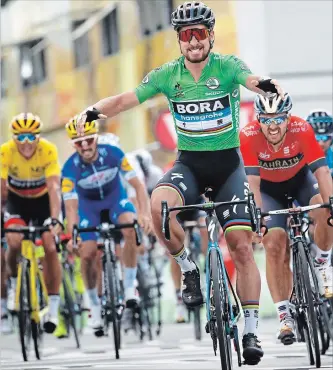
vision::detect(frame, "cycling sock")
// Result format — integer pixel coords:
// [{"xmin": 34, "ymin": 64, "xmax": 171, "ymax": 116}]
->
[
  {"xmin": 124, "ymin": 267, "xmax": 137, "ymax": 290},
  {"xmin": 312, "ymin": 244, "xmax": 332, "ymax": 265},
  {"xmin": 242, "ymin": 301, "xmax": 259, "ymax": 336},
  {"xmin": 87, "ymin": 288, "xmax": 99, "ymax": 306},
  {"xmin": 1, "ymin": 298, "xmax": 7, "ymax": 316},
  {"xmin": 275, "ymin": 300, "xmax": 290, "ymax": 321},
  {"xmin": 172, "ymin": 247, "xmax": 196, "ymax": 273},
  {"xmin": 49, "ymin": 295, "xmax": 60, "ymax": 317}
]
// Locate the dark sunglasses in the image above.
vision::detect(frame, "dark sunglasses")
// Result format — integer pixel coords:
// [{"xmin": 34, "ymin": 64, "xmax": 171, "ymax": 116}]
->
[
  {"xmin": 258, "ymin": 115, "xmax": 288, "ymax": 126},
  {"xmin": 15, "ymin": 133, "xmax": 38, "ymax": 142},
  {"xmin": 316, "ymin": 134, "xmax": 332, "ymax": 142},
  {"xmin": 178, "ymin": 28, "xmax": 209, "ymax": 43}
]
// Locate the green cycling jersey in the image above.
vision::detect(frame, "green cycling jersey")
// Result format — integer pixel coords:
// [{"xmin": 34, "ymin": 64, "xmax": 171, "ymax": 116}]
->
[{"xmin": 135, "ymin": 52, "xmax": 252, "ymax": 151}]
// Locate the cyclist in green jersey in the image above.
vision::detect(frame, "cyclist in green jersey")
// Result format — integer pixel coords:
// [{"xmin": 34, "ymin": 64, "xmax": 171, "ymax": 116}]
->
[{"xmin": 77, "ymin": 2, "xmax": 285, "ymax": 364}]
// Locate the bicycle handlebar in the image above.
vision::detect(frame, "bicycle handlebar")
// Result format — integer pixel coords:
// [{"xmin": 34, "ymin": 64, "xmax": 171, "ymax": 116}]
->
[
  {"xmin": 3, "ymin": 226, "xmax": 51, "ymax": 236},
  {"xmin": 256, "ymin": 195, "xmax": 333, "ymax": 232},
  {"xmin": 72, "ymin": 220, "xmax": 142, "ymax": 247},
  {"xmin": 161, "ymin": 192, "xmax": 258, "ymax": 241}
]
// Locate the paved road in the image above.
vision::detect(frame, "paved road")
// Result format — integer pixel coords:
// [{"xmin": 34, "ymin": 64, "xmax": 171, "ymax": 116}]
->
[{"xmin": 1, "ymin": 318, "xmax": 332, "ymax": 370}]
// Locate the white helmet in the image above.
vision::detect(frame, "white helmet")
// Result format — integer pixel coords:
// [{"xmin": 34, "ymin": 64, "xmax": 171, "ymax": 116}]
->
[
  {"xmin": 98, "ymin": 133, "xmax": 120, "ymax": 147},
  {"xmin": 133, "ymin": 149, "xmax": 153, "ymax": 175},
  {"xmin": 254, "ymin": 93, "xmax": 293, "ymax": 115}
]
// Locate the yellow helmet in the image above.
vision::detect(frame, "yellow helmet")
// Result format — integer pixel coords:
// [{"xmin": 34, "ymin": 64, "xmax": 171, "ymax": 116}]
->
[
  {"xmin": 65, "ymin": 115, "xmax": 99, "ymax": 139},
  {"xmin": 10, "ymin": 113, "xmax": 43, "ymax": 134}
]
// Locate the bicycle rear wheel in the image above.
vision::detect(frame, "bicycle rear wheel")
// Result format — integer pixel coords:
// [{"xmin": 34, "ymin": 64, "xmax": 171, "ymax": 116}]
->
[
  {"xmin": 18, "ymin": 260, "xmax": 32, "ymax": 362},
  {"xmin": 63, "ymin": 274, "xmax": 80, "ymax": 349},
  {"xmin": 105, "ymin": 255, "xmax": 121, "ymax": 359},
  {"xmin": 297, "ymin": 243, "xmax": 321, "ymax": 368},
  {"xmin": 210, "ymin": 248, "xmax": 232, "ymax": 370}
]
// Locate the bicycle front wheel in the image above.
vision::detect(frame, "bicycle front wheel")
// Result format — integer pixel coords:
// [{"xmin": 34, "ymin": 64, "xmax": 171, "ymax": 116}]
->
[
  {"xmin": 210, "ymin": 248, "xmax": 232, "ymax": 370},
  {"xmin": 297, "ymin": 242, "xmax": 321, "ymax": 368},
  {"xmin": 193, "ymin": 306, "xmax": 201, "ymax": 341},
  {"xmin": 18, "ymin": 260, "xmax": 32, "ymax": 362},
  {"xmin": 105, "ymin": 255, "xmax": 121, "ymax": 359},
  {"xmin": 63, "ymin": 273, "xmax": 80, "ymax": 349}
]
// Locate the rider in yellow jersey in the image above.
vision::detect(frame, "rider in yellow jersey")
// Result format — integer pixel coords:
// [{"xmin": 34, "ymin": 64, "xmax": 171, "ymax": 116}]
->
[{"xmin": 1, "ymin": 113, "xmax": 63, "ymax": 334}]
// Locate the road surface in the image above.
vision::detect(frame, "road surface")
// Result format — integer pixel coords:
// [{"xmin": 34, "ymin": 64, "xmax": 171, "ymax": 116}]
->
[{"xmin": 1, "ymin": 318, "xmax": 332, "ymax": 370}]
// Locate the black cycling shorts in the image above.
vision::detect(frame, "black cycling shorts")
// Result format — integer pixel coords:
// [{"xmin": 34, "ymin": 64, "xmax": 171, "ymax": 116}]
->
[
  {"xmin": 155, "ymin": 148, "xmax": 252, "ymax": 233},
  {"xmin": 5, "ymin": 191, "xmax": 51, "ymax": 226},
  {"xmin": 261, "ymin": 165, "xmax": 319, "ymax": 230}
]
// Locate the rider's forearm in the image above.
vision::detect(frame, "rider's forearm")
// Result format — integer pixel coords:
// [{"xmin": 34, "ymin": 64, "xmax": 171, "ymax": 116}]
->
[
  {"xmin": 134, "ymin": 182, "xmax": 150, "ymax": 216},
  {"xmin": 47, "ymin": 176, "xmax": 62, "ymax": 220},
  {"xmin": 93, "ymin": 92, "xmax": 139, "ymax": 118},
  {"xmin": 248, "ymin": 175, "xmax": 263, "ymax": 209},
  {"xmin": 314, "ymin": 166, "xmax": 333, "ymax": 203},
  {"xmin": 64, "ymin": 199, "xmax": 79, "ymax": 235}
]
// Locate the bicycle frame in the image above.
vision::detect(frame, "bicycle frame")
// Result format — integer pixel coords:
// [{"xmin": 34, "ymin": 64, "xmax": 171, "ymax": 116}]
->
[
  {"xmin": 204, "ymin": 211, "xmax": 240, "ymax": 325},
  {"xmin": 15, "ymin": 239, "xmax": 49, "ymax": 323}
]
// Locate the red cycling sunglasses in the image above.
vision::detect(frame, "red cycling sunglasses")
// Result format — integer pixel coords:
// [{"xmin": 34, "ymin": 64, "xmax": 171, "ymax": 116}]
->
[
  {"xmin": 72, "ymin": 134, "xmax": 97, "ymax": 148},
  {"xmin": 178, "ymin": 28, "xmax": 210, "ymax": 43}
]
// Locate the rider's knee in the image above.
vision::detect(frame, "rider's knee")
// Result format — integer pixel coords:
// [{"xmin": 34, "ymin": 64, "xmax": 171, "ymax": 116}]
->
[
  {"xmin": 42, "ymin": 233, "xmax": 58, "ymax": 255},
  {"xmin": 80, "ymin": 242, "xmax": 97, "ymax": 262},
  {"xmin": 6, "ymin": 234, "xmax": 22, "ymax": 251},
  {"xmin": 263, "ymin": 228, "xmax": 287, "ymax": 258},
  {"xmin": 151, "ymin": 187, "xmax": 182, "ymax": 219},
  {"xmin": 122, "ymin": 227, "xmax": 136, "ymax": 246}
]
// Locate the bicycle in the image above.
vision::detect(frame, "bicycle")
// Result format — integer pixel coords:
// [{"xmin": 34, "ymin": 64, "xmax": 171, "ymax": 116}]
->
[
  {"xmin": 72, "ymin": 211, "xmax": 142, "ymax": 360},
  {"xmin": 183, "ymin": 220, "xmax": 206, "ymax": 341},
  {"xmin": 161, "ymin": 190, "xmax": 258, "ymax": 369},
  {"xmin": 3, "ymin": 226, "xmax": 51, "ymax": 362},
  {"xmin": 256, "ymin": 196, "xmax": 333, "ymax": 369},
  {"xmin": 301, "ymin": 215, "xmax": 333, "ymax": 354},
  {"xmin": 57, "ymin": 235, "xmax": 82, "ymax": 348},
  {"xmin": 136, "ymin": 234, "xmax": 166, "ymax": 340}
]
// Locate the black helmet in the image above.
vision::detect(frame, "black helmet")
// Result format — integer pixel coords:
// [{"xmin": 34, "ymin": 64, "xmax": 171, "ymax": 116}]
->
[
  {"xmin": 171, "ymin": 2, "xmax": 215, "ymax": 32},
  {"xmin": 306, "ymin": 109, "xmax": 333, "ymax": 135}
]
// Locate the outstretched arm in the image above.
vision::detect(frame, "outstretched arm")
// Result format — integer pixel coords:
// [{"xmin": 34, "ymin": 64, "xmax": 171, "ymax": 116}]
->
[{"xmin": 93, "ymin": 91, "xmax": 140, "ymax": 118}]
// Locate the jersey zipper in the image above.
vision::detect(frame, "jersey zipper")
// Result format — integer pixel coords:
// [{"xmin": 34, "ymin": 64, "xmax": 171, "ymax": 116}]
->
[{"xmin": 91, "ymin": 164, "xmax": 104, "ymax": 200}]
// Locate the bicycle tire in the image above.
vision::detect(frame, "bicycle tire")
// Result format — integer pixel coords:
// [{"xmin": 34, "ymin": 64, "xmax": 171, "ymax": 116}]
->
[
  {"xmin": 136, "ymin": 266, "xmax": 154, "ymax": 341},
  {"xmin": 105, "ymin": 253, "xmax": 120, "ymax": 359},
  {"xmin": 210, "ymin": 248, "xmax": 232, "ymax": 370},
  {"xmin": 298, "ymin": 243, "xmax": 321, "ymax": 368},
  {"xmin": 317, "ymin": 308, "xmax": 329, "ymax": 355},
  {"xmin": 63, "ymin": 274, "xmax": 80, "ymax": 349},
  {"xmin": 18, "ymin": 259, "xmax": 32, "ymax": 362},
  {"xmin": 193, "ymin": 306, "xmax": 201, "ymax": 341},
  {"xmin": 32, "ymin": 273, "xmax": 45, "ymax": 359}
]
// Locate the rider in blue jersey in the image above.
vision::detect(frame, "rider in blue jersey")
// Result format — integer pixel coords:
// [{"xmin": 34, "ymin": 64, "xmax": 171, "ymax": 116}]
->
[
  {"xmin": 307, "ymin": 109, "xmax": 333, "ymax": 177},
  {"xmin": 62, "ymin": 117, "xmax": 152, "ymax": 337}
]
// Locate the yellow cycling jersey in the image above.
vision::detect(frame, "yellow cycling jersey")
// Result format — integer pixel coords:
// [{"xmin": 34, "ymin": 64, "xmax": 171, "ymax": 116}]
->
[{"xmin": 0, "ymin": 138, "xmax": 61, "ymax": 198}]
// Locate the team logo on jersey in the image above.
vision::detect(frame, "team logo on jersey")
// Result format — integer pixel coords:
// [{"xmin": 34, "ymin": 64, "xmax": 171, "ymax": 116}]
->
[
  {"xmin": 62, "ymin": 178, "xmax": 74, "ymax": 193},
  {"xmin": 206, "ymin": 77, "xmax": 220, "ymax": 90},
  {"xmin": 121, "ymin": 157, "xmax": 134, "ymax": 172},
  {"xmin": 258, "ymin": 153, "xmax": 304, "ymax": 170}
]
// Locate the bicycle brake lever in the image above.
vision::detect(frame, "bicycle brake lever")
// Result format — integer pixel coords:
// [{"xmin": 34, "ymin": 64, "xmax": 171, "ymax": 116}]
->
[
  {"xmin": 134, "ymin": 221, "xmax": 142, "ymax": 246},
  {"xmin": 161, "ymin": 201, "xmax": 170, "ymax": 241}
]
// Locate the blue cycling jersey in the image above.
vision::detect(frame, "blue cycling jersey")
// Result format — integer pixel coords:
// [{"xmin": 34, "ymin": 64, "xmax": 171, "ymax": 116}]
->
[
  {"xmin": 61, "ymin": 144, "xmax": 136, "ymax": 201},
  {"xmin": 325, "ymin": 147, "xmax": 333, "ymax": 177}
]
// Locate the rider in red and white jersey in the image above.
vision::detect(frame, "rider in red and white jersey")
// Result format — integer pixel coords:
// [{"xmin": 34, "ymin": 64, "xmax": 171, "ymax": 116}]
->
[{"xmin": 240, "ymin": 93, "xmax": 333, "ymax": 345}]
